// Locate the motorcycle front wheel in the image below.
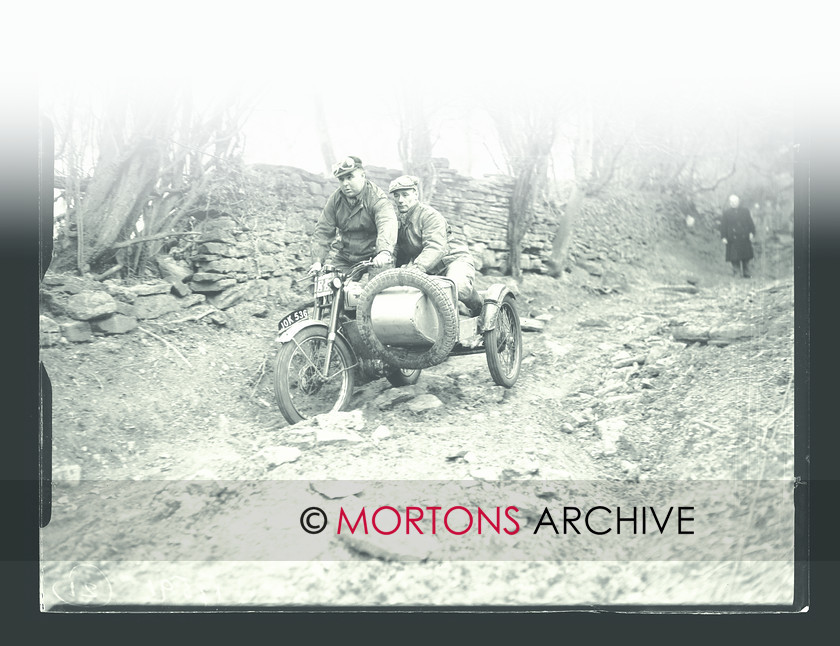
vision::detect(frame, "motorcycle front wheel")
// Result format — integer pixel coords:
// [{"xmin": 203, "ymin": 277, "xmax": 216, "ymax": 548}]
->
[{"xmin": 274, "ymin": 327, "xmax": 356, "ymax": 424}]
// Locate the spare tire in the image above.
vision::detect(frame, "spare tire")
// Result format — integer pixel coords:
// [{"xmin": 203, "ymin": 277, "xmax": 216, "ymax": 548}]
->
[{"xmin": 356, "ymin": 268, "xmax": 459, "ymax": 369}]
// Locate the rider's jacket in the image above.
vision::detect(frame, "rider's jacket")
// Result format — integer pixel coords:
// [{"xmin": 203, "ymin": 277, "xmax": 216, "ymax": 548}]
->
[
  {"xmin": 395, "ymin": 202, "xmax": 474, "ymax": 274},
  {"xmin": 311, "ymin": 180, "xmax": 398, "ymax": 263}
]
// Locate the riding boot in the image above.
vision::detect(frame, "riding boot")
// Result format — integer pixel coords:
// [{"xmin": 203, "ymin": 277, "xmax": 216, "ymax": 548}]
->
[{"xmin": 461, "ymin": 286, "xmax": 484, "ymax": 317}]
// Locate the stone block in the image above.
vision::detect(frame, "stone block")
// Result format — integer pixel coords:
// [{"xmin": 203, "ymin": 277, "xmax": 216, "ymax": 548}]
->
[
  {"xmin": 315, "ymin": 428, "xmax": 364, "ymax": 445},
  {"xmin": 257, "ymin": 239, "xmax": 282, "ymax": 254},
  {"xmin": 115, "ymin": 301, "xmax": 137, "ymax": 317},
  {"xmin": 199, "ymin": 217, "xmax": 238, "ymax": 235},
  {"xmin": 40, "ymin": 290, "xmax": 68, "ymax": 317},
  {"xmin": 196, "ymin": 231, "xmax": 237, "ymax": 245},
  {"xmin": 191, "ymin": 272, "xmax": 226, "ymax": 282},
  {"xmin": 41, "ymin": 274, "xmax": 66, "ymax": 286},
  {"xmin": 190, "ymin": 254, "xmax": 222, "ymax": 263},
  {"xmin": 407, "ymin": 394, "xmax": 443, "ymax": 413},
  {"xmin": 179, "ymin": 294, "xmax": 207, "ymax": 308},
  {"xmin": 198, "ymin": 242, "xmax": 239, "ymax": 257},
  {"xmin": 199, "ymin": 258, "xmax": 246, "ymax": 273},
  {"xmin": 103, "ymin": 283, "xmax": 138, "ymax": 303},
  {"xmin": 39, "ymin": 315, "xmax": 60, "ymax": 346},
  {"xmin": 207, "ymin": 282, "xmax": 255, "ymax": 309},
  {"xmin": 132, "ymin": 293, "xmax": 181, "ymax": 319},
  {"xmin": 50, "ymin": 276, "xmax": 90, "ymax": 294},
  {"xmin": 170, "ymin": 281, "xmax": 191, "ymax": 297},
  {"xmin": 155, "ymin": 256, "xmax": 192, "ymax": 285},
  {"xmin": 190, "ymin": 278, "xmax": 237, "ymax": 293},
  {"xmin": 60, "ymin": 321, "xmax": 92, "ymax": 343},
  {"xmin": 129, "ymin": 282, "xmax": 171, "ymax": 296},
  {"xmin": 255, "ymin": 256, "xmax": 278, "ymax": 275},
  {"xmin": 66, "ymin": 291, "xmax": 119, "ymax": 321},
  {"xmin": 92, "ymin": 314, "xmax": 138, "ymax": 335}
]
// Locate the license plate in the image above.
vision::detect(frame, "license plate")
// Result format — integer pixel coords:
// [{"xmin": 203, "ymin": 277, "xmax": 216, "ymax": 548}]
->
[
  {"xmin": 314, "ymin": 273, "xmax": 336, "ymax": 298},
  {"xmin": 278, "ymin": 308, "xmax": 308, "ymax": 331}
]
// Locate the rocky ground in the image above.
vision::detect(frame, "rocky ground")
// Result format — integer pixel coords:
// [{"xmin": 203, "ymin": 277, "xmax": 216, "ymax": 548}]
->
[{"xmin": 39, "ymin": 225, "xmax": 796, "ymax": 609}]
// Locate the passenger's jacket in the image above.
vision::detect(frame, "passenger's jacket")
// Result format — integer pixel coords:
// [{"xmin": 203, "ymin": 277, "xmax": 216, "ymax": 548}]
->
[
  {"xmin": 311, "ymin": 180, "xmax": 397, "ymax": 263},
  {"xmin": 395, "ymin": 202, "xmax": 473, "ymax": 274}
]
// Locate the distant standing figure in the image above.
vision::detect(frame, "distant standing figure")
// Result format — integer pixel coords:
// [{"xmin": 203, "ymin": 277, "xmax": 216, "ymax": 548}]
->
[{"xmin": 720, "ymin": 194, "xmax": 756, "ymax": 277}]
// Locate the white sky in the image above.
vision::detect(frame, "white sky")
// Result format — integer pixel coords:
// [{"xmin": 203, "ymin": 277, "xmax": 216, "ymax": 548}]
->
[{"xmin": 23, "ymin": 1, "xmax": 833, "ymax": 178}]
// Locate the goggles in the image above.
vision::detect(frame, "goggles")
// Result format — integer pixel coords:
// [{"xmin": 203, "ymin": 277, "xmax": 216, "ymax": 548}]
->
[{"xmin": 333, "ymin": 156, "xmax": 362, "ymax": 178}]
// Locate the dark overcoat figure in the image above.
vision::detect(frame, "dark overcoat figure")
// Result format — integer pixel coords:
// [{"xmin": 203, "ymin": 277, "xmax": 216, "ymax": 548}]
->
[{"xmin": 720, "ymin": 204, "xmax": 755, "ymax": 263}]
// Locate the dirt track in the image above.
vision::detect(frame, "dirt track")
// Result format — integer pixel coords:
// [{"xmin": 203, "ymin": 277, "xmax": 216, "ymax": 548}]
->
[{"xmin": 40, "ymin": 233, "xmax": 796, "ymax": 607}]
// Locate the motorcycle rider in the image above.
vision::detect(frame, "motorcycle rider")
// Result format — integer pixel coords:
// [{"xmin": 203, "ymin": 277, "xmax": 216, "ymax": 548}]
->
[
  {"xmin": 388, "ymin": 175, "xmax": 484, "ymax": 316},
  {"xmin": 309, "ymin": 156, "xmax": 397, "ymax": 275}
]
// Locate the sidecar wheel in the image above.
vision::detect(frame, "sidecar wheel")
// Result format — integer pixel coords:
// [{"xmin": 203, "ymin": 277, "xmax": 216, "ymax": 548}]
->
[
  {"xmin": 274, "ymin": 327, "xmax": 356, "ymax": 424},
  {"xmin": 484, "ymin": 294, "xmax": 522, "ymax": 387},
  {"xmin": 384, "ymin": 366, "xmax": 422, "ymax": 387}
]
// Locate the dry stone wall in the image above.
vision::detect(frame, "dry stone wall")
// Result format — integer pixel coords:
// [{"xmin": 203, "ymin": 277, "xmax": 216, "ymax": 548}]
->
[
  {"xmin": 40, "ymin": 159, "xmax": 676, "ymax": 346},
  {"xmin": 177, "ymin": 161, "xmax": 673, "ymax": 308},
  {"xmin": 363, "ymin": 162, "xmax": 556, "ymax": 274},
  {"xmin": 119, "ymin": 160, "xmax": 562, "ymax": 321},
  {"xmin": 194, "ymin": 159, "xmax": 557, "ymax": 278}
]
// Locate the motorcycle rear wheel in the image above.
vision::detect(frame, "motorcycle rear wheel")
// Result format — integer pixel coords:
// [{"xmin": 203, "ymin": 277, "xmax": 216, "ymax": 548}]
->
[
  {"xmin": 274, "ymin": 327, "xmax": 356, "ymax": 424},
  {"xmin": 384, "ymin": 366, "xmax": 422, "ymax": 387}
]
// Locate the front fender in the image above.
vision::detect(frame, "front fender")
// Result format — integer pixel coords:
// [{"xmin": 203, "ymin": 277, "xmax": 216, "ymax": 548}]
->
[
  {"xmin": 276, "ymin": 320, "xmax": 356, "ymax": 358},
  {"xmin": 276, "ymin": 319, "xmax": 330, "ymax": 343},
  {"xmin": 480, "ymin": 284, "xmax": 516, "ymax": 332}
]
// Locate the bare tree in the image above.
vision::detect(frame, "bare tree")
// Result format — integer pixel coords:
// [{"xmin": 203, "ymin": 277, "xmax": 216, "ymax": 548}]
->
[
  {"xmin": 314, "ymin": 93, "xmax": 336, "ymax": 176},
  {"xmin": 547, "ymin": 97, "xmax": 593, "ymax": 275},
  {"xmin": 396, "ymin": 90, "xmax": 438, "ymax": 202},
  {"xmin": 51, "ymin": 86, "xmax": 253, "ymax": 275},
  {"xmin": 489, "ymin": 98, "xmax": 559, "ymax": 280}
]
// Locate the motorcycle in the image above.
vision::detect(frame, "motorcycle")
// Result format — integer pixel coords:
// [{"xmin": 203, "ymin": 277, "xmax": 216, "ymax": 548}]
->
[{"xmin": 273, "ymin": 260, "xmax": 522, "ymax": 424}]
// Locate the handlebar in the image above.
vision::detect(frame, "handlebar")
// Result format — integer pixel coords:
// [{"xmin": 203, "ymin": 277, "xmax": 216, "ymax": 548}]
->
[
  {"xmin": 298, "ymin": 259, "xmax": 375, "ymax": 287},
  {"xmin": 344, "ymin": 259, "xmax": 376, "ymax": 282}
]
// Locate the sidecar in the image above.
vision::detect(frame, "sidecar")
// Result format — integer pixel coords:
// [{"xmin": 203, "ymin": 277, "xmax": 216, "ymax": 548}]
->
[{"xmin": 353, "ymin": 268, "xmax": 523, "ymax": 387}]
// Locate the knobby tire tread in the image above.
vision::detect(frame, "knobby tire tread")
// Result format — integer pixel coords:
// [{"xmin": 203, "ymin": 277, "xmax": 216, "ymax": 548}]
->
[{"xmin": 356, "ymin": 268, "xmax": 459, "ymax": 370}]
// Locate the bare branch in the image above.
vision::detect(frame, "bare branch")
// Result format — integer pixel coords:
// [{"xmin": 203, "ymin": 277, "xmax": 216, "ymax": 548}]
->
[{"xmin": 111, "ymin": 231, "xmax": 201, "ymax": 249}]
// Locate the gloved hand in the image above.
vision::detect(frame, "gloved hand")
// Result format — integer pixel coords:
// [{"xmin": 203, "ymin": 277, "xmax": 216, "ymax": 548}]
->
[
  {"xmin": 749, "ymin": 233, "xmax": 754, "ymax": 242},
  {"xmin": 404, "ymin": 262, "xmax": 426, "ymax": 273},
  {"xmin": 307, "ymin": 261, "xmax": 322, "ymax": 276},
  {"xmin": 721, "ymin": 238, "xmax": 728, "ymax": 245},
  {"xmin": 372, "ymin": 251, "xmax": 392, "ymax": 268}
]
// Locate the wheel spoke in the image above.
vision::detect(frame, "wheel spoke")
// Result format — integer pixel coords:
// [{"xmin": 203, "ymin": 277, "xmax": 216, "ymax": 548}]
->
[
  {"xmin": 288, "ymin": 337, "xmax": 349, "ymax": 417},
  {"xmin": 483, "ymin": 296, "xmax": 521, "ymax": 388},
  {"xmin": 498, "ymin": 306, "xmax": 515, "ymax": 372}
]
